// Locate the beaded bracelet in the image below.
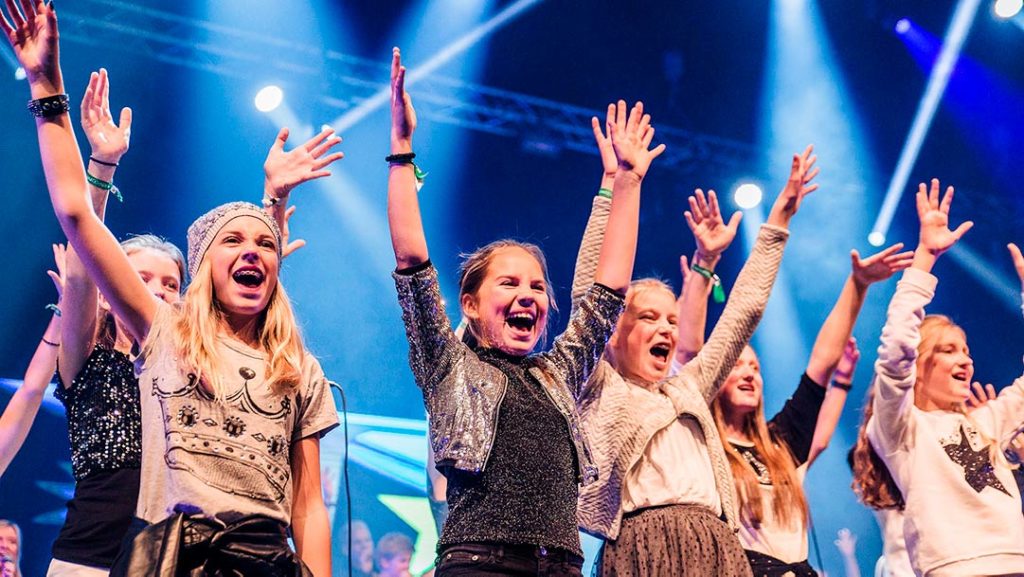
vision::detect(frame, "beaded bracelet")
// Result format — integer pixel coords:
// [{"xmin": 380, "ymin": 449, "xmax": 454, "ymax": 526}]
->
[{"xmin": 28, "ymin": 94, "xmax": 70, "ymax": 118}]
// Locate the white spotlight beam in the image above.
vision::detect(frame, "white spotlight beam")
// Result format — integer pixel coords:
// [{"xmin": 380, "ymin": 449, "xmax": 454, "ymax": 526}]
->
[
  {"xmin": 331, "ymin": 0, "xmax": 543, "ymax": 133},
  {"xmin": 52, "ymin": 0, "xmax": 759, "ymax": 179},
  {"xmin": 870, "ymin": 0, "xmax": 982, "ymax": 241}
]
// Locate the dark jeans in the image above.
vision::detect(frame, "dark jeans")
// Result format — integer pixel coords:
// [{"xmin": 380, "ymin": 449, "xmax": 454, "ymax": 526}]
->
[{"xmin": 436, "ymin": 542, "xmax": 584, "ymax": 577}]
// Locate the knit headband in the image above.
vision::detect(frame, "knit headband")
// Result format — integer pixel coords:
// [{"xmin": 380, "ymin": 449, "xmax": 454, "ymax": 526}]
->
[{"xmin": 186, "ymin": 201, "xmax": 283, "ymax": 280}]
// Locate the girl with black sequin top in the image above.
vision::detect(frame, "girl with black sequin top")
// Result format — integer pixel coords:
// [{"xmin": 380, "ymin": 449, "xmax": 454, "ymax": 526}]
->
[{"xmin": 386, "ymin": 47, "xmax": 662, "ymax": 577}]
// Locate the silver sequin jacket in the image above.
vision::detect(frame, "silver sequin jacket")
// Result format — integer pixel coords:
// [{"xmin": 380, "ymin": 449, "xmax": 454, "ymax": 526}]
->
[{"xmin": 393, "ymin": 263, "xmax": 625, "ymax": 484}]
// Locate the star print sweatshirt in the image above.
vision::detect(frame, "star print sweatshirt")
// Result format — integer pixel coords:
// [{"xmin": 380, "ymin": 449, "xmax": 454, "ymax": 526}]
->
[{"xmin": 867, "ymin": 267, "xmax": 1024, "ymax": 577}]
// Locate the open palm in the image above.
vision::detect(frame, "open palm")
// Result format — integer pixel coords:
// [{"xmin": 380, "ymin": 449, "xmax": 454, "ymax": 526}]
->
[{"xmin": 1, "ymin": 1, "xmax": 58, "ymax": 82}]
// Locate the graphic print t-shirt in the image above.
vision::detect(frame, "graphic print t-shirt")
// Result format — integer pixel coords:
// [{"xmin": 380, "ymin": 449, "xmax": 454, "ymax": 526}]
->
[{"xmin": 135, "ymin": 303, "xmax": 338, "ymax": 525}]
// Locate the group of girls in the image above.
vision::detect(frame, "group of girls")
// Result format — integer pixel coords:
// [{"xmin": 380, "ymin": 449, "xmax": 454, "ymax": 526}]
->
[{"xmin": 4, "ymin": 2, "xmax": 1024, "ymax": 577}]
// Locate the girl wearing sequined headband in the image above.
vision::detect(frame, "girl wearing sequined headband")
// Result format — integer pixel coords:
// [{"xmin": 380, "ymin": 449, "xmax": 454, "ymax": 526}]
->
[
  {"xmin": 387, "ymin": 45, "xmax": 661, "ymax": 576},
  {"xmin": 865, "ymin": 178, "xmax": 1024, "ymax": 576},
  {"xmin": 5, "ymin": 3, "xmax": 341, "ymax": 575},
  {"xmin": 574, "ymin": 136, "xmax": 818, "ymax": 575}
]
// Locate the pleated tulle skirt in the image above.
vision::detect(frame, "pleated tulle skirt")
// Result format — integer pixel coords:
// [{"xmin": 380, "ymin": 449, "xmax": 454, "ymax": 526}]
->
[{"xmin": 594, "ymin": 504, "xmax": 752, "ymax": 577}]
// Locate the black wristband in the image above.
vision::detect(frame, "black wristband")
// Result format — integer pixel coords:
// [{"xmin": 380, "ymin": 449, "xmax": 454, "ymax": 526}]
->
[
  {"xmin": 28, "ymin": 94, "xmax": 70, "ymax": 118},
  {"xmin": 89, "ymin": 156, "xmax": 119, "ymax": 167},
  {"xmin": 386, "ymin": 152, "xmax": 416, "ymax": 164},
  {"xmin": 831, "ymin": 380, "xmax": 853, "ymax": 392}
]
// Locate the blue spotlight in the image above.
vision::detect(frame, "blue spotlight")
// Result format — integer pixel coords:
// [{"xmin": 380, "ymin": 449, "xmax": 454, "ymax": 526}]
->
[
  {"xmin": 329, "ymin": 0, "xmax": 543, "ymax": 133},
  {"xmin": 870, "ymin": 0, "xmax": 982, "ymax": 245},
  {"xmin": 868, "ymin": 231, "xmax": 886, "ymax": 247},
  {"xmin": 895, "ymin": 18, "xmax": 912, "ymax": 34},
  {"xmin": 734, "ymin": 183, "xmax": 763, "ymax": 209},
  {"xmin": 995, "ymin": 0, "xmax": 1024, "ymax": 18},
  {"xmin": 254, "ymin": 85, "xmax": 283, "ymax": 113}
]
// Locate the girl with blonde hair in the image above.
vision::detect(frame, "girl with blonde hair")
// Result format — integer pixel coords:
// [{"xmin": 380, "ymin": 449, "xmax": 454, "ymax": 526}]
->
[
  {"xmin": 5, "ymin": 3, "xmax": 341, "ymax": 574},
  {"xmin": 867, "ymin": 179, "xmax": 1024, "ymax": 576}
]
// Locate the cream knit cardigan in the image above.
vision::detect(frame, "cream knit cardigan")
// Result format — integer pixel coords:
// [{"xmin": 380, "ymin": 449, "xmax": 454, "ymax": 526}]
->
[{"xmin": 572, "ymin": 195, "xmax": 789, "ymax": 540}]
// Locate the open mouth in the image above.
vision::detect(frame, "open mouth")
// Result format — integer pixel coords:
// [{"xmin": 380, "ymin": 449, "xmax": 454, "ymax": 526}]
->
[
  {"xmin": 952, "ymin": 371, "xmax": 968, "ymax": 382},
  {"xmin": 738, "ymin": 382, "xmax": 756, "ymax": 393},
  {"xmin": 232, "ymin": 267, "xmax": 265, "ymax": 289},
  {"xmin": 506, "ymin": 311, "xmax": 537, "ymax": 334},
  {"xmin": 650, "ymin": 344, "xmax": 670, "ymax": 362}
]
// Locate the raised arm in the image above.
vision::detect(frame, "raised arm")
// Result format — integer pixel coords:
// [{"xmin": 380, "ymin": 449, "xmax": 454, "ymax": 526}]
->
[
  {"xmin": 869, "ymin": 179, "xmax": 971, "ymax": 451},
  {"xmin": 675, "ymin": 188, "xmax": 741, "ymax": 365},
  {"xmin": 673, "ymin": 148, "xmax": 816, "ymax": 401},
  {"xmin": 569, "ymin": 104, "xmax": 616, "ymax": 312},
  {"xmin": 59, "ymin": 68, "xmax": 130, "ymax": 386},
  {"xmin": 805, "ymin": 243, "xmax": 913, "ymax": 387},
  {"xmin": 808, "ymin": 337, "xmax": 859, "ymax": 465},
  {"xmin": 3, "ymin": 3, "xmax": 155, "ymax": 343},
  {"xmin": 387, "ymin": 48, "xmax": 428, "ymax": 269},
  {"xmin": 594, "ymin": 100, "xmax": 665, "ymax": 293},
  {"xmin": 262, "ymin": 126, "xmax": 343, "ymax": 257},
  {"xmin": 0, "ymin": 251, "xmax": 63, "ymax": 475}
]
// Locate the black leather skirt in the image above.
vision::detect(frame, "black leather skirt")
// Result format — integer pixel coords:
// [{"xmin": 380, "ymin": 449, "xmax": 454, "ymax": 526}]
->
[{"xmin": 108, "ymin": 512, "xmax": 312, "ymax": 577}]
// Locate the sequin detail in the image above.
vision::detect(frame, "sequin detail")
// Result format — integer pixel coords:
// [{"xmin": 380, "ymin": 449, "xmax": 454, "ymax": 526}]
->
[
  {"xmin": 55, "ymin": 347, "xmax": 141, "ymax": 480},
  {"xmin": 441, "ymin": 348, "xmax": 581, "ymax": 555}
]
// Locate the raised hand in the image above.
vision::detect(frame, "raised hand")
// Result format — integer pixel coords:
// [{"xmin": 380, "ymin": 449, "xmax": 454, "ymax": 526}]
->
[
  {"xmin": 834, "ymin": 528, "xmax": 858, "ymax": 558},
  {"xmin": 390, "ymin": 47, "xmax": 416, "ymax": 152},
  {"xmin": 850, "ymin": 243, "xmax": 914, "ymax": 289},
  {"xmin": 766, "ymin": 145, "xmax": 819, "ymax": 229},
  {"xmin": 280, "ymin": 205, "xmax": 306, "ymax": 259},
  {"xmin": 684, "ymin": 189, "xmax": 742, "ymax": 261},
  {"xmin": 609, "ymin": 100, "xmax": 666, "ymax": 180},
  {"xmin": 592, "ymin": 103, "xmax": 618, "ymax": 186},
  {"xmin": 833, "ymin": 337, "xmax": 860, "ymax": 386},
  {"xmin": 1, "ymin": 0, "xmax": 59, "ymax": 86},
  {"xmin": 81, "ymin": 69, "xmax": 132, "ymax": 165},
  {"xmin": 46, "ymin": 242, "xmax": 66, "ymax": 302},
  {"xmin": 263, "ymin": 127, "xmax": 343, "ymax": 201},
  {"xmin": 915, "ymin": 178, "xmax": 972, "ymax": 260},
  {"xmin": 966, "ymin": 381, "xmax": 996, "ymax": 411},
  {"xmin": 1008, "ymin": 243, "xmax": 1024, "ymax": 291}
]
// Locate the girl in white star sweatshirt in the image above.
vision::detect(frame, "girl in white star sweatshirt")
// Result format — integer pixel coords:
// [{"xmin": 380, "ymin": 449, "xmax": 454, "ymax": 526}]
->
[{"xmin": 866, "ymin": 179, "xmax": 1024, "ymax": 577}]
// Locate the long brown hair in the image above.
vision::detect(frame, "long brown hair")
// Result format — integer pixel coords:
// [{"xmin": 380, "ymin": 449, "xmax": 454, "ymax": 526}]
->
[
  {"xmin": 712, "ymin": 373, "xmax": 809, "ymax": 529},
  {"xmin": 850, "ymin": 385, "xmax": 905, "ymax": 510}
]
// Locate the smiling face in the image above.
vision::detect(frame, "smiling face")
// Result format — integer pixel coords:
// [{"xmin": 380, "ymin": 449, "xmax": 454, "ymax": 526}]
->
[
  {"xmin": 916, "ymin": 321, "xmax": 973, "ymax": 410},
  {"xmin": 609, "ymin": 283, "xmax": 677, "ymax": 384},
  {"xmin": 461, "ymin": 246, "xmax": 550, "ymax": 356},
  {"xmin": 207, "ymin": 216, "xmax": 280, "ymax": 319},
  {"xmin": 718, "ymin": 345, "xmax": 764, "ymax": 418}
]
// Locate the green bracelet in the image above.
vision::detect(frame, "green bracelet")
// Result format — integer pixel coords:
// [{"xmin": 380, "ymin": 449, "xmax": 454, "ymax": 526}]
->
[
  {"xmin": 691, "ymin": 263, "xmax": 726, "ymax": 304},
  {"xmin": 86, "ymin": 172, "xmax": 123, "ymax": 202},
  {"xmin": 597, "ymin": 188, "xmax": 612, "ymax": 199}
]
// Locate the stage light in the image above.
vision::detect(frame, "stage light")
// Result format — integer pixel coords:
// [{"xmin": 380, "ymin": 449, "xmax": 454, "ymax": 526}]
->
[
  {"xmin": 994, "ymin": 0, "xmax": 1023, "ymax": 18},
  {"xmin": 734, "ymin": 183, "xmax": 763, "ymax": 209},
  {"xmin": 868, "ymin": 231, "xmax": 886, "ymax": 247},
  {"xmin": 870, "ymin": 0, "xmax": 982, "ymax": 249},
  {"xmin": 14, "ymin": 66, "xmax": 25, "ymax": 80},
  {"xmin": 254, "ymin": 85, "xmax": 284, "ymax": 113},
  {"xmin": 895, "ymin": 18, "xmax": 912, "ymax": 34}
]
